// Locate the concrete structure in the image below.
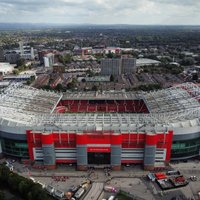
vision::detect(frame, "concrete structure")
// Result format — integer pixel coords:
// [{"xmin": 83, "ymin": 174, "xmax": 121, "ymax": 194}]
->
[
  {"xmin": 19, "ymin": 42, "xmax": 34, "ymax": 60},
  {"xmin": 4, "ymin": 74, "xmax": 36, "ymax": 82},
  {"xmin": 0, "ymin": 63, "xmax": 15, "ymax": 75},
  {"xmin": 104, "ymin": 47, "xmax": 121, "ymax": 55},
  {"xmin": 44, "ymin": 53, "xmax": 54, "ymax": 68},
  {"xmin": 5, "ymin": 51, "xmax": 20, "ymax": 64},
  {"xmin": 101, "ymin": 59, "xmax": 121, "ymax": 76},
  {"xmin": 100, "ymin": 58, "xmax": 136, "ymax": 76},
  {"xmin": 122, "ymin": 58, "xmax": 137, "ymax": 74},
  {"xmin": 84, "ymin": 76, "xmax": 111, "ymax": 82},
  {"xmin": 136, "ymin": 58, "xmax": 161, "ymax": 67},
  {"xmin": 0, "ymin": 83, "xmax": 200, "ymax": 170}
]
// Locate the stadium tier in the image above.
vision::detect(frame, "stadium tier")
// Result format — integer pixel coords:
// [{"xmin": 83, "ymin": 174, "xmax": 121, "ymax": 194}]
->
[{"xmin": 0, "ymin": 82, "xmax": 200, "ymax": 170}]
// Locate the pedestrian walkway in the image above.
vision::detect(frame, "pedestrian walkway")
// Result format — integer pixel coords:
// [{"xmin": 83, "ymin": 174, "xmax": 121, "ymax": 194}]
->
[{"xmin": 83, "ymin": 182, "xmax": 104, "ymax": 200}]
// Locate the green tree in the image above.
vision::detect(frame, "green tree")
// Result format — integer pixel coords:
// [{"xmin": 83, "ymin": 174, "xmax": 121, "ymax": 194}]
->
[
  {"xmin": 16, "ymin": 58, "xmax": 25, "ymax": 67},
  {"xmin": 58, "ymin": 54, "xmax": 72, "ymax": 64},
  {"xmin": 13, "ymin": 69, "xmax": 19, "ymax": 75},
  {"xmin": 92, "ymin": 85, "xmax": 98, "ymax": 91},
  {"xmin": 107, "ymin": 52, "xmax": 114, "ymax": 58},
  {"xmin": 55, "ymin": 83, "xmax": 63, "ymax": 91},
  {"xmin": 0, "ymin": 191, "xmax": 5, "ymax": 200},
  {"xmin": 110, "ymin": 74, "xmax": 114, "ymax": 82}
]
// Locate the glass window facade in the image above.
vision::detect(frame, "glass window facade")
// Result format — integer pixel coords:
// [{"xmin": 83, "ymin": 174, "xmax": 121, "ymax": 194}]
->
[
  {"xmin": 1, "ymin": 138, "xmax": 29, "ymax": 158},
  {"xmin": 171, "ymin": 137, "xmax": 200, "ymax": 159}
]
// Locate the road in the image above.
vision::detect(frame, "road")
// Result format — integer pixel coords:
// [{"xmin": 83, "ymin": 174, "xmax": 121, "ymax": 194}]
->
[{"xmin": 83, "ymin": 182, "xmax": 104, "ymax": 200}]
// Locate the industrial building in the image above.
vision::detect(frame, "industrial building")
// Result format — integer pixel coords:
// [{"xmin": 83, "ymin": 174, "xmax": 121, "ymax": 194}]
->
[{"xmin": 0, "ymin": 83, "xmax": 200, "ymax": 170}]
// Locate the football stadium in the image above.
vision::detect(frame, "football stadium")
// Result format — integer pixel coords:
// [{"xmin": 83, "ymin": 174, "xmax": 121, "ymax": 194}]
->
[{"xmin": 0, "ymin": 82, "xmax": 200, "ymax": 170}]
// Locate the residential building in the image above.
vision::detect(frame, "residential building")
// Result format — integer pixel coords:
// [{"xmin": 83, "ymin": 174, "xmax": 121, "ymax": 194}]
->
[
  {"xmin": 44, "ymin": 53, "xmax": 55, "ymax": 67},
  {"xmin": 100, "ymin": 58, "xmax": 137, "ymax": 76}
]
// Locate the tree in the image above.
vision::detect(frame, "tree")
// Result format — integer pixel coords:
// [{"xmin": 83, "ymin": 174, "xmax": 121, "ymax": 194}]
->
[
  {"xmin": 192, "ymin": 73, "xmax": 198, "ymax": 81},
  {"xmin": 55, "ymin": 83, "xmax": 63, "ymax": 91},
  {"xmin": 16, "ymin": 58, "xmax": 25, "ymax": 67},
  {"xmin": 110, "ymin": 74, "xmax": 114, "ymax": 82},
  {"xmin": 0, "ymin": 164, "xmax": 54, "ymax": 200},
  {"xmin": 107, "ymin": 52, "xmax": 114, "ymax": 58},
  {"xmin": 92, "ymin": 85, "xmax": 98, "ymax": 91},
  {"xmin": 58, "ymin": 54, "xmax": 72, "ymax": 64},
  {"xmin": 13, "ymin": 69, "xmax": 19, "ymax": 75},
  {"xmin": 0, "ymin": 191, "xmax": 5, "ymax": 200},
  {"xmin": 181, "ymin": 57, "xmax": 195, "ymax": 66}
]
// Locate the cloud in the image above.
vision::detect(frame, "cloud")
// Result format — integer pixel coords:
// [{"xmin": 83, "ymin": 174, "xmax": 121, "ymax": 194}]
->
[{"xmin": 0, "ymin": 0, "xmax": 199, "ymax": 24}]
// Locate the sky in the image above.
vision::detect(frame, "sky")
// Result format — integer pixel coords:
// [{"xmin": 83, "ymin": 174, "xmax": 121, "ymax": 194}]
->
[{"xmin": 0, "ymin": 0, "xmax": 199, "ymax": 25}]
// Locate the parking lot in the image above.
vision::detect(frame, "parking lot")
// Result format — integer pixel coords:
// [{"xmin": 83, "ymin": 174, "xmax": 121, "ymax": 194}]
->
[{"xmin": 1, "ymin": 158, "xmax": 200, "ymax": 200}]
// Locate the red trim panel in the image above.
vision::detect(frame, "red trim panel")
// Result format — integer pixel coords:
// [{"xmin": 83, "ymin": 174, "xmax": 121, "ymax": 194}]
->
[
  {"xmin": 87, "ymin": 147, "xmax": 111, "ymax": 152},
  {"xmin": 41, "ymin": 133, "xmax": 54, "ymax": 145},
  {"xmin": 111, "ymin": 134, "xmax": 122, "ymax": 145},
  {"xmin": 76, "ymin": 134, "xmax": 87, "ymax": 145},
  {"xmin": 26, "ymin": 130, "xmax": 34, "ymax": 161},
  {"xmin": 56, "ymin": 159, "xmax": 76, "ymax": 163},
  {"xmin": 166, "ymin": 130, "xmax": 173, "ymax": 161},
  {"xmin": 145, "ymin": 134, "xmax": 157, "ymax": 146}
]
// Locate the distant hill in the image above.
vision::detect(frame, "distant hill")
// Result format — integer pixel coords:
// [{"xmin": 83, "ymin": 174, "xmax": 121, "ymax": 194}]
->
[{"xmin": 0, "ymin": 23, "xmax": 200, "ymax": 31}]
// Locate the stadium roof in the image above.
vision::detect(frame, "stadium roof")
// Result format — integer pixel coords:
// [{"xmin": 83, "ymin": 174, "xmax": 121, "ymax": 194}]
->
[{"xmin": 0, "ymin": 82, "xmax": 200, "ymax": 133}]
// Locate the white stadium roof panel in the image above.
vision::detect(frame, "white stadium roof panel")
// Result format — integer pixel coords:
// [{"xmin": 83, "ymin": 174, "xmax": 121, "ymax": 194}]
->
[{"xmin": 0, "ymin": 82, "xmax": 200, "ymax": 132}]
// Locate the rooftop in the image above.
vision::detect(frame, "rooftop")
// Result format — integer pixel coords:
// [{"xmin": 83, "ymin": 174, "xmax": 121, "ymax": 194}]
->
[{"xmin": 0, "ymin": 82, "xmax": 200, "ymax": 132}]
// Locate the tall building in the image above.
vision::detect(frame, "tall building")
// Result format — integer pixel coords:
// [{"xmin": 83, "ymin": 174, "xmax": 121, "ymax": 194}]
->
[
  {"xmin": 38, "ymin": 51, "xmax": 46, "ymax": 64},
  {"xmin": 100, "ymin": 58, "xmax": 136, "ymax": 76},
  {"xmin": 44, "ymin": 53, "xmax": 55, "ymax": 67},
  {"xmin": 5, "ymin": 51, "xmax": 20, "ymax": 64},
  {"xmin": 122, "ymin": 58, "xmax": 137, "ymax": 74},
  {"xmin": 31, "ymin": 47, "xmax": 35, "ymax": 60},
  {"xmin": 100, "ymin": 59, "xmax": 121, "ymax": 76},
  {"xmin": 18, "ymin": 41, "xmax": 35, "ymax": 60}
]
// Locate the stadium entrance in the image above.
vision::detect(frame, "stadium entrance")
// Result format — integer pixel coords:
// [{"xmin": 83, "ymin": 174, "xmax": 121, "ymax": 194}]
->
[{"xmin": 88, "ymin": 152, "xmax": 110, "ymax": 165}]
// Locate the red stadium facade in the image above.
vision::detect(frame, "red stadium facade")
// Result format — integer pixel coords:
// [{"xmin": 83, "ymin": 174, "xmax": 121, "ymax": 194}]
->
[
  {"xmin": 1, "ymin": 83, "xmax": 200, "ymax": 171},
  {"xmin": 26, "ymin": 130, "xmax": 173, "ymax": 170}
]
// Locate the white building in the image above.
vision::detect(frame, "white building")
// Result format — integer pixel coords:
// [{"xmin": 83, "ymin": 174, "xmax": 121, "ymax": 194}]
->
[
  {"xmin": 0, "ymin": 63, "xmax": 15, "ymax": 75},
  {"xmin": 44, "ymin": 53, "xmax": 54, "ymax": 67},
  {"xmin": 136, "ymin": 58, "xmax": 161, "ymax": 67},
  {"xmin": 19, "ymin": 42, "xmax": 35, "ymax": 60},
  {"xmin": 104, "ymin": 47, "xmax": 121, "ymax": 54}
]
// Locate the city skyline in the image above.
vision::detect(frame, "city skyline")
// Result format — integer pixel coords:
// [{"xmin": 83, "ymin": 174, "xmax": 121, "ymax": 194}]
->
[{"xmin": 0, "ymin": 0, "xmax": 199, "ymax": 25}]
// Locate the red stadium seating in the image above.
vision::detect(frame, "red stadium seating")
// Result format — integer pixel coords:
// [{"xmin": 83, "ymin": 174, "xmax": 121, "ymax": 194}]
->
[{"xmin": 56, "ymin": 99, "xmax": 149, "ymax": 113}]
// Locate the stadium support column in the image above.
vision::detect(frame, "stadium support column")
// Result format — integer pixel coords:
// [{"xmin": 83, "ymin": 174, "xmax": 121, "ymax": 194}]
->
[
  {"xmin": 41, "ymin": 133, "xmax": 56, "ymax": 169},
  {"xmin": 165, "ymin": 130, "xmax": 173, "ymax": 164},
  {"xmin": 144, "ymin": 133, "xmax": 157, "ymax": 171},
  {"xmin": 111, "ymin": 133, "xmax": 122, "ymax": 171},
  {"xmin": 76, "ymin": 133, "xmax": 88, "ymax": 171},
  {"xmin": 26, "ymin": 130, "xmax": 34, "ymax": 161}
]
